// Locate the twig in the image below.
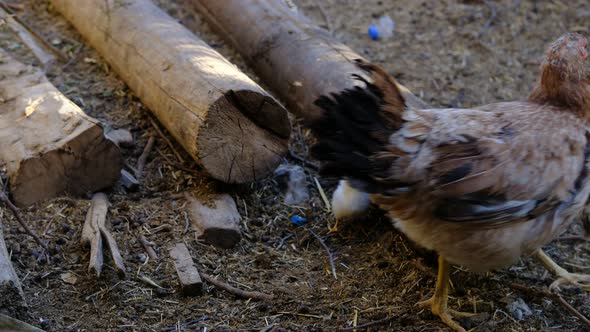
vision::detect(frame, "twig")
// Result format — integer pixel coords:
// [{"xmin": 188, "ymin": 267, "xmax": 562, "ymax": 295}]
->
[
  {"xmin": 0, "ymin": 191, "xmax": 46, "ymax": 248},
  {"xmin": 510, "ymin": 283, "xmax": 590, "ymax": 326},
  {"xmin": 556, "ymin": 235, "xmax": 587, "ymax": 242},
  {"xmin": 288, "ymin": 149, "xmax": 319, "ymax": 170},
  {"xmin": 339, "ymin": 316, "xmax": 397, "ymax": 331},
  {"xmin": 200, "ymin": 272, "xmax": 274, "ymax": 301},
  {"xmin": 313, "ymin": 177, "xmax": 331, "ymax": 211},
  {"xmin": 308, "ymin": 228, "xmax": 337, "ymax": 279},
  {"xmin": 137, "ymin": 274, "xmax": 163, "ymax": 289},
  {"xmin": 150, "ymin": 118, "xmax": 185, "ymax": 163},
  {"xmin": 137, "ymin": 234, "xmax": 158, "ymax": 260},
  {"xmin": 43, "ymin": 205, "xmax": 67, "ymax": 235},
  {"xmin": 135, "ymin": 135, "xmax": 155, "ymax": 178}
]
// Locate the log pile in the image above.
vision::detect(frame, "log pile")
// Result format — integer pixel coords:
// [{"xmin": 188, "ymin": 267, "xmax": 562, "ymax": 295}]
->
[{"xmin": 50, "ymin": 0, "xmax": 291, "ymax": 184}]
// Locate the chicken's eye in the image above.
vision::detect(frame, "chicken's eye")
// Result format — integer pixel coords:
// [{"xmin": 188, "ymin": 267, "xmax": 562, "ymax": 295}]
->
[{"xmin": 576, "ymin": 39, "xmax": 588, "ymax": 60}]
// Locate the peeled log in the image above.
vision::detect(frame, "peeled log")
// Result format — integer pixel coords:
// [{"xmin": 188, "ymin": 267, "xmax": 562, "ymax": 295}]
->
[
  {"xmin": 0, "ymin": 50, "xmax": 122, "ymax": 207},
  {"xmin": 191, "ymin": 0, "xmax": 428, "ymax": 120},
  {"xmin": 51, "ymin": 0, "xmax": 290, "ymax": 183}
]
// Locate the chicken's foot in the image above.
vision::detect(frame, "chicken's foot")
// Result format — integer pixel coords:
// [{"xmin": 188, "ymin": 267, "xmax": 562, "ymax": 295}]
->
[
  {"xmin": 327, "ymin": 219, "xmax": 340, "ymax": 234},
  {"xmin": 417, "ymin": 255, "xmax": 474, "ymax": 332},
  {"xmin": 535, "ymin": 249, "xmax": 590, "ymax": 291}
]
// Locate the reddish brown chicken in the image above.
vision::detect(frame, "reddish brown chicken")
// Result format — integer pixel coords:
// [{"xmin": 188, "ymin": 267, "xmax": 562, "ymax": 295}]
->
[{"xmin": 309, "ymin": 33, "xmax": 590, "ymax": 331}]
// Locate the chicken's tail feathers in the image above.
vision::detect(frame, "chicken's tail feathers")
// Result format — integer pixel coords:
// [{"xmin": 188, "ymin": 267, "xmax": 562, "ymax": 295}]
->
[
  {"xmin": 307, "ymin": 59, "xmax": 406, "ymax": 191},
  {"xmin": 352, "ymin": 59, "xmax": 406, "ymax": 128}
]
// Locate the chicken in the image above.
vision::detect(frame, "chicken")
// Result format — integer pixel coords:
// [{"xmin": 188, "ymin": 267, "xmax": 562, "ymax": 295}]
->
[{"xmin": 308, "ymin": 32, "xmax": 590, "ymax": 332}]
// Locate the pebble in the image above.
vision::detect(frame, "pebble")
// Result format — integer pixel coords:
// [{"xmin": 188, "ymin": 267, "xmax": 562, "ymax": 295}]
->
[{"xmin": 506, "ymin": 298, "xmax": 533, "ymax": 321}]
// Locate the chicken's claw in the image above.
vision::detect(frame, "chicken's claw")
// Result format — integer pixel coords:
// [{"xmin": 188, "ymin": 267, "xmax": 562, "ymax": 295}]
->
[
  {"xmin": 535, "ymin": 249, "xmax": 590, "ymax": 291},
  {"xmin": 327, "ymin": 219, "xmax": 340, "ymax": 234},
  {"xmin": 417, "ymin": 296, "xmax": 472, "ymax": 332},
  {"xmin": 418, "ymin": 256, "xmax": 476, "ymax": 332},
  {"xmin": 549, "ymin": 272, "xmax": 590, "ymax": 292}
]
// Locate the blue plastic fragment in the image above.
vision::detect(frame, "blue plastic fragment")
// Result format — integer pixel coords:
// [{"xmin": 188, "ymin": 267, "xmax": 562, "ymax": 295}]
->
[
  {"xmin": 368, "ymin": 25, "xmax": 379, "ymax": 40},
  {"xmin": 291, "ymin": 215, "xmax": 307, "ymax": 226}
]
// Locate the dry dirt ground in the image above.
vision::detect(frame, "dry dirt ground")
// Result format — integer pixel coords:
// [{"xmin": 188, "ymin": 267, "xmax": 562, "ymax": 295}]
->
[{"xmin": 2, "ymin": 0, "xmax": 590, "ymax": 331}]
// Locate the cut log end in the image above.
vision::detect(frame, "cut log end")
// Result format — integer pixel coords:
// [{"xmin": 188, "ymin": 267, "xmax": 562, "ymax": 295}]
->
[
  {"xmin": 198, "ymin": 90, "xmax": 289, "ymax": 184},
  {"xmin": 10, "ymin": 125, "xmax": 123, "ymax": 207},
  {"xmin": 197, "ymin": 227, "xmax": 241, "ymax": 249}
]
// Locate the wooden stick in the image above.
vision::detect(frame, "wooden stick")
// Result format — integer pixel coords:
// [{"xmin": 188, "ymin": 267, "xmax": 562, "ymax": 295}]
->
[
  {"xmin": 82, "ymin": 193, "xmax": 107, "ymax": 276},
  {"xmin": 556, "ymin": 235, "xmax": 586, "ymax": 242},
  {"xmin": 100, "ymin": 225, "xmax": 126, "ymax": 278},
  {"xmin": 0, "ymin": 191, "xmax": 46, "ymax": 248},
  {"xmin": 138, "ymin": 234, "xmax": 158, "ymax": 260},
  {"xmin": 169, "ymin": 243, "xmax": 202, "ymax": 296},
  {"xmin": 82, "ymin": 193, "xmax": 126, "ymax": 277},
  {"xmin": 288, "ymin": 149, "xmax": 319, "ymax": 170},
  {"xmin": 135, "ymin": 135, "xmax": 155, "ymax": 179},
  {"xmin": 200, "ymin": 272, "xmax": 273, "ymax": 301},
  {"xmin": 510, "ymin": 283, "xmax": 590, "ymax": 326}
]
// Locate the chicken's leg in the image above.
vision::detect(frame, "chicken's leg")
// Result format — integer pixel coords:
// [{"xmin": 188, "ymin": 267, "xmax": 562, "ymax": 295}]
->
[
  {"xmin": 328, "ymin": 219, "xmax": 340, "ymax": 234},
  {"xmin": 535, "ymin": 249, "xmax": 590, "ymax": 291},
  {"xmin": 417, "ymin": 255, "xmax": 473, "ymax": 332}
]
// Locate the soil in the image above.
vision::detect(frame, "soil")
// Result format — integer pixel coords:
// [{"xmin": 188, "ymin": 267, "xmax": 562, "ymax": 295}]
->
[{"xmin": 1, "ymin": 0, "xmax": 590, "ymax": 331}]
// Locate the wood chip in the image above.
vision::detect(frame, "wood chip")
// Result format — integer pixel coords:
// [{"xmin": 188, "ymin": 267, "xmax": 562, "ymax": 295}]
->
[
  {"xmin": 185, "ymin": 193, "xmax": 241, "ymax": 249},
  {"xmin": 169, "ymin": 243, "xmax": 202, "ymax": 296}
]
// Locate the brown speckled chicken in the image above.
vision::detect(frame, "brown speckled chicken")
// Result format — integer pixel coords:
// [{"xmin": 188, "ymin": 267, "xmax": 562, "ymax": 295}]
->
[{"xmin": 308, "ymin": 33, "xmax": 590, "ymax": 331}]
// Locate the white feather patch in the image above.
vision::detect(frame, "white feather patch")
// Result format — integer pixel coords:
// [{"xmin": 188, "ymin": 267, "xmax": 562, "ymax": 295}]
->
[{"xmin": 331, "ymin": 180, "xmax": 371, "ymax": 220}]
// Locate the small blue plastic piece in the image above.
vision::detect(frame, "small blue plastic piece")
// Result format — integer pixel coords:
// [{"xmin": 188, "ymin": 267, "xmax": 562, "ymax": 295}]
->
[
  {"xmin": 368, "ymin": 25, "xmax": 380, "ymax": 40},
  {"xmin": 291, "ymin": 215, "xmax": 308, "ymax": 226}
]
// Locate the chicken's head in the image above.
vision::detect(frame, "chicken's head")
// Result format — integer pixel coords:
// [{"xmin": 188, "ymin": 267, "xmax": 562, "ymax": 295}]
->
[{"xmin": 544, "ymin": 32, "xmax": 588, "ymax": 81}]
